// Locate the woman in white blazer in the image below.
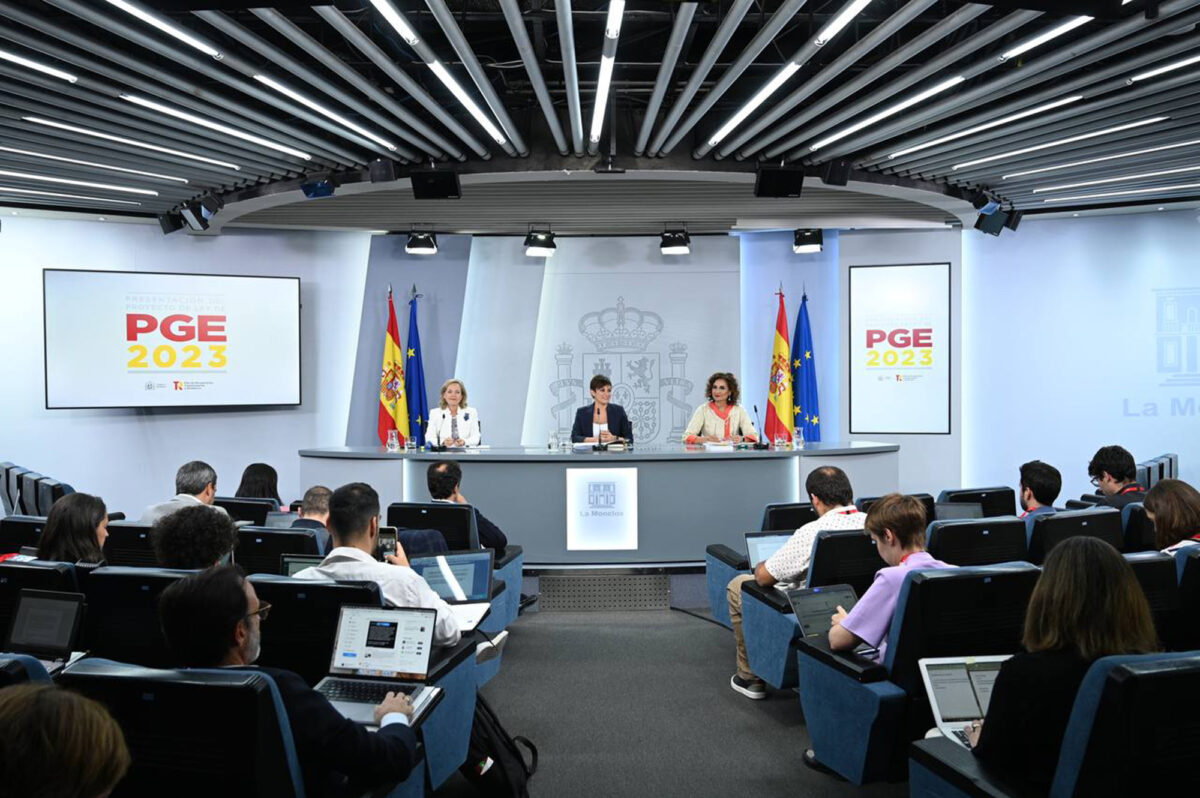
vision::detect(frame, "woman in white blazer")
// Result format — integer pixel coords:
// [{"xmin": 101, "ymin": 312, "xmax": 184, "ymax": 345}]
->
[{"xmin": 427, "ymin": 378, "xmax": 481, "ymax": 447}]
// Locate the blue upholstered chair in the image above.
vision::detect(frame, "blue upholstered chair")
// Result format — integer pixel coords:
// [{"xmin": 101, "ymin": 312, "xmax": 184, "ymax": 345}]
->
[
  {"xmin": 0, "ymin": 514, "xmax": 46, "ymax": 555},
  {"xmin": 936, "ymin": 487, "xmax": 1016, "ymax": 518},
  {"xmin": 234, "ymin": 527, "xmax": 321, "ymax": 575},
  {"xmin": 0, "ymin": 653, "xmax": 52, "ymax": 687},
  {"xmin": 807, "ymin": 529, "xmax": 881, "ymax": 597},
  {"xmin": 857, "ymin": 493, "xmax": 936, "ymax": 521},
  {"xmin": 796, "ymin": 563, "xmax": 1040, "ymax": 784},
  {"xmin": 760, "ymin": 502, "xmax": 818, "ymax": 531},
  {"xmin": 704, "ymin": 543, "xmax": 749, "ymax": 629},
  {"xmin": 477, "ymin": 579, "xmax": 509, "ymax": 687},
  {"xmin": 908, "ymin": 651, "xmax": 1200, "ymax": 798},
  {"xmin": 492, "ymin": 545, "xmax": 524, "ymax": 628},
  {"xmin": 1123, "ymin": 552, "xmax": 1184, "ymax": 651},
  {"xmin": 926, "ymin": 517, "xmax": 1027, "ymax": 567},
  {"xmin": 1174, "ymin": 546, "xmax": 1200, "ymax": 651},
  {"xmin": 1027, "ymin": 508, "xmax": 1123, "ymax": 564},
  {"xmin": 422, "ymin": 637, "xmax": 478, "ymax": 789},
  {"xmin": 101, "ymin": 522, "xmax": 157, "ymax": 567},
  {"xmin": 1120, "ymin": 502, "xmax": 1155, "ymax": 553},
  {"xmin": 57, "ymin": 658, "xmax": 307, "ymax": 797},
  {"xmin": 83, "ymin": 566, "xmax": 194, "ymax": 668},
  {"xmin": 0, "ymin": 559, "xmax": 77, "ymax": 642},
  {"xmin": 0, "ymin": 462, "xmax": 15, "ymax": 515}
]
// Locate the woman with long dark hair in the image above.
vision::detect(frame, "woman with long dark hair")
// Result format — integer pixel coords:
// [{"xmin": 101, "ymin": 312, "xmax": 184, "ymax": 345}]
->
[
  {"xmin": 37, "ymin": 492, "xmax": 108, "ymax": 563},
  {"xmin": 235, "ymin": 463, "xmax": 282, "ymax": 508},
  {"xmin": 1144, "ymin": 478, "xmax": 1200, "ymax": 552}
]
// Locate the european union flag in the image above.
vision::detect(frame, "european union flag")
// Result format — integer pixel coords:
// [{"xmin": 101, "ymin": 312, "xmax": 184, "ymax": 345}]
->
[
  {"xmin": 791, "ymin": 293, "xmax": 821, "ymax": 442},
  {"xmin": 404, "ymin": 289, "xmax": 429, "ymax": 447}
]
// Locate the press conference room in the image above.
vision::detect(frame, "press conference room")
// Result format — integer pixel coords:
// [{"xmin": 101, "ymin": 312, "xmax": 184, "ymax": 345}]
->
[{"xmin": 2, "ymin": 1, "xmax": 1199, "ymax": 796}]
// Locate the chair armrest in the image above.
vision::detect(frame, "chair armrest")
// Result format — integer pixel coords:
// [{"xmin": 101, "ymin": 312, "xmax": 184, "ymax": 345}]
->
[
  {"xmin": 494, "ymin": 545, "xmax": 522, "ymax": 569},
  {"xmin": 795, "ymin": 636, "xmax": 888, "ymax": 683},
  {"xmin": 910, "ymin": 738, "xmax": 1035, "ymax": 798},
  {"xmin": 706, "ymin": 544, "xmax": 748, "ymax": 570},
  {"xmin": 742, "ymin": 581, "xmax": 791, "ymax": 612},
  {"xmin": 490, "ymin": 579, "xmax": 506, "ymax": 600},
  {"xmin": 427, "ymin": 637, "xmax": 475, "ymax": 682}
]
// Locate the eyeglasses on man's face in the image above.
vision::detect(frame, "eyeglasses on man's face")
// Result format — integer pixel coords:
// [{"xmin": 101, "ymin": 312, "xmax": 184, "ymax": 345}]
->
[{"xmin": 245, "ymin": 601, "xmax": 271, "ymax": 622}]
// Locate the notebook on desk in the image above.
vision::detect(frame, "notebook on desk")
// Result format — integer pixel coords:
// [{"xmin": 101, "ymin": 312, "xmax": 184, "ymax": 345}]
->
[
  {"xmin": 315, "ymin": 605, "xmax": 443, "ymax": 727},
  {"xmin": 5, "ymin": 589, "xmax": 86, "ymax": 675},
  {"xmin": 407, "ymin": 549, "xmax": 493, "ymax": 632},
  {"xmin": 919, "ymin": 655, "xmax": 1011, "ymax": 748}
]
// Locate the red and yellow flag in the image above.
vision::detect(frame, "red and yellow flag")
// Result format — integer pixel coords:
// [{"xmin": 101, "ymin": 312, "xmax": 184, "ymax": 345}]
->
[
  {"xmin": 378, "ymin": 290, "xmax": 411, "ymax": 445},
  {"xmin": 764, "ymin": 290, "xmax": 794, "ymax": 443}
]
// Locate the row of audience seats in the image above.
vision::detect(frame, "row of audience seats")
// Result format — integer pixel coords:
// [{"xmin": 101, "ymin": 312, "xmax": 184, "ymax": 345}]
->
[{"xmin": 0, "ymin": 462, "xmax": 73, "ymax": 518}]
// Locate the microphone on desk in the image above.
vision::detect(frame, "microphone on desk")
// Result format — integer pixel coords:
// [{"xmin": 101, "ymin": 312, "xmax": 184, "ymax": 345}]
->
[
  {"xmin": 593, "ymin": 408, "xmax": 609, "ymax": 452},
  {"xmin": 751, "ymin": 405, "xmax": 770, "ymax": 450}
]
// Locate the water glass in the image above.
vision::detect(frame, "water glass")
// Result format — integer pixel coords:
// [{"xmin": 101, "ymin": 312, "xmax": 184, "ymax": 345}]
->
[
  {"xmin": 386, "ymin": 430, "xmax": 400, "ymax": 452},
  {"xmin": 548, "ymin": 429, "xmax": 559, "ymax": 450}
]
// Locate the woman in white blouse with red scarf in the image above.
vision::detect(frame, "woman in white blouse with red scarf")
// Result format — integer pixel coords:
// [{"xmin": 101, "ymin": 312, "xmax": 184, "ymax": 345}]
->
[{"xmin": 683, "ymin": 372, "xmax": 759, "ymax": 444}]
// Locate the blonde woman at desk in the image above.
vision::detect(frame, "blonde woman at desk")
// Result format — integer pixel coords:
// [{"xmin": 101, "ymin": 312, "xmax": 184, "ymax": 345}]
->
[
  {"xmin": 684, "ymin": 372, "xmax": 759, "ymax": 444},
  {"xmin": 426, "ymin": 378, "xmax": 481, "ymax": 447}
]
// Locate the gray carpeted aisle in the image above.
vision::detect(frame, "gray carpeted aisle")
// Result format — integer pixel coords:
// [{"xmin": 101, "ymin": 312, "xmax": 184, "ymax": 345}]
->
[{"xmin": 436, "ymin": 609, "xmax": 908, "ymax": 797}]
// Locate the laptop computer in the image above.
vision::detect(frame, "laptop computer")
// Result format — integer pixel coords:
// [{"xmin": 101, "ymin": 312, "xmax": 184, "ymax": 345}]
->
[
  {"xmin": 5, "ymin": 589, "xmax": 87, "ymax": 675},
  {"xmin": 919, "ymin": 655, "xmax": 1011, "ymax": 747},
  {"xmin": 315, "ymin": 605, "xmax": 444, "ymax": 727},
  {"xmin": 745, "ymin": 531, "xmax": 792, "ymax": 566},
  {"xmin": 935, "ymin": 502, "xmax": 985, "ymax": 521},
  {"xmin": 785, "ymin": 584, "xmax": 877, "ymax": 656},
  {"xmin": 407, "ymin": 549, "xmax": 494, "ymax": 632},
  {"xmin": 280, "ymin": 553, "xmax": 325, "ymax": 576}
]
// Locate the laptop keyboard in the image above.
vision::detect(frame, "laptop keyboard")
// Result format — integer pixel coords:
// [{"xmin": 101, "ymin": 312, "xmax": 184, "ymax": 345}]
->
[
  {"xmin": 952, "ymin": 728, "xmax": 972, "ymax": 746},
  {"xmin": 318, "ymin": 679, "xmax": 416, "ymax": 704}
]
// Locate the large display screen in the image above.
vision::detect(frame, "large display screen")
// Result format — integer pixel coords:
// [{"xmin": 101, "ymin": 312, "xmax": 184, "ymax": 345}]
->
[
  {"xmin": 849, "ymin": 263, "xmax": 951, "ymax": 434},
  {"xmin": 44, "ymin": 269, "xmax": 301, "ymax": 409}
]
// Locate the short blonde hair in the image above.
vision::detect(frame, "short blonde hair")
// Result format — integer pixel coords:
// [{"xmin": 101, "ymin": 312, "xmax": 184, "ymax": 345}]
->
[{"xmin": 438, "ymin": 378, "xmax": 468, "ymax": 410}]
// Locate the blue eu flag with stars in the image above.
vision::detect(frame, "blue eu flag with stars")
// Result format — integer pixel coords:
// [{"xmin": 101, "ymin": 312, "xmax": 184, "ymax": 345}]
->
[
  {"xmin": 791, "ymin": 293, "xmax": 821, "ymax": 442},
  {"xmin": 405, "ymin": 289, "xmax": 429, "ymax": 447}
]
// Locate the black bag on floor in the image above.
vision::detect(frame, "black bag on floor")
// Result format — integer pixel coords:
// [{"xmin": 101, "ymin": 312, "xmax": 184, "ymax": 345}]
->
[{"xmin": 459, "ymin": 694, "xmax": 538, "ymax": 797}]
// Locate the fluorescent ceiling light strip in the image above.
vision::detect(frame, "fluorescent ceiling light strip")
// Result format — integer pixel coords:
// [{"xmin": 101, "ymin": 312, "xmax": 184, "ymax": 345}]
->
[
  {"xmin": 953, "ymin": 117, "xmax": 1167, "ymax": 170},
  {"xmin": 1000, "ymin": 16, "xmax": 1093, "ymax": 62},
  {"xmin": 121, "ymin": 94, "xmax": 310, "ymax": 160},
  {"xmin": 815, "ymin": 0, "xmax": 873, "ymax": 46},
  {"xmin": 105, "ymin": 0, "xmax": 221, "ymax": 58},
  {"xmin": 369, "ymin": 0, "xmax": 420, "ymax": 45},
  {"xmin": 253, "ymin": 75, "xmax": 396, "ymax": 152},
  {"xmin": 811, "ymin": 75, "xmax": 965, "ymax": 151},
  {"xmin": 605, "ymin": 0, "xmax": 626, "ymax": 38},
  {"xmin": 0, "ymin": 47, "xmax": 77, "ymax": 83},
  {"xmin": 1033, "ymin": 164, "xmax": 1200, "ymax": 193},
  {"xmin": 23, "ymin": 116, "xmax": 241, "ymax": 171},
  {"xmin": 1129, "ymin": 53, "xmax": 1200, "ymax": 83},
  {"xmin": 0, "ymin": 145, "xmax": 188, "ymax": 184},
  {"xmin": 888, "ymin": 95, "xmax": 1084, "ymax": 159},
  {"xmin": 427, "ymin": 61, "xmax": 507, "ymax": 144},
  {"xmin": 1003, "ymin": 138, "xmax": 1200, "ymax": 179},
  {"xmin": 709, "ymin": 62, "xmax": 801, "ymax": 147},
  {"xmin": 1042, "ymin": 181, "xmax": 1200, "ymax": 203},
  {"xmin": 0, "ymin": 185, "xmax": 141, "ymax": 206},
  {"xmin": 0, "ymin": 168, "xmax": 157, "ymax": 196},
  {"xmin": 590, "ymin": 55, "xmax": 616, "ymax": 143}
]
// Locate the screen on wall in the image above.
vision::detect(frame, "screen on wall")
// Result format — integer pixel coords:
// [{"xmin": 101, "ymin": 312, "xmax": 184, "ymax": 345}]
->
[
  {"xmin": 43, "ymin": 269, "xmax": 301, "ymax": 409},
  {"xmin": 848, "ymin": 263, "xmax": 950, "ymax": 434}
]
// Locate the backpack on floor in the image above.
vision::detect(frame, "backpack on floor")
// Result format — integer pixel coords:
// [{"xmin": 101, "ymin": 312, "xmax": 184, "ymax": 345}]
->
[{"xmin": 459, "ymin": 694, "xmax": 538, "ymax": 797}]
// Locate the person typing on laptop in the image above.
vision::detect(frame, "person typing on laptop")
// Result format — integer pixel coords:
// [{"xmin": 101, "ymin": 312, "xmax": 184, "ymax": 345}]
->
[
  {"xmin": 294, "ymin": 482, "xmax": 462, "ymax": 647},
  {"xmin": 159, "ymin": 565, "xmax": 421, "ymax": 798},
  {"xmin": 727, "ymin": 467, "xmax": 865, "ymax": 700}
]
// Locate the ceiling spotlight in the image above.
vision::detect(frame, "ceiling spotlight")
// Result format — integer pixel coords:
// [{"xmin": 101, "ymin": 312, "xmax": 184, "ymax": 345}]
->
[
  {"xmin": 970, "ymin": 189, "xmax": 1001, "ymax": 215},
  {"xmin": 158, "ymin": 212, "xmax": 184, "ymax": 235},
  {"xmin": 974, "ymin": 210, "xmax": 1009, "ymax": 236},
  {"xmin": 660, "ymin": 229, "xmax": 691, "ymax": 255},
  {"xmin": 793, "ymin": 229, "xmax": 823, "ymax": 254},
  {"xmin": 525, "ymin": 230, "xmax": 556, "ymax": 258},
  {"xmin": 179, "ymin": 201, "xmax": 209, "ymax": 232},
  {"xmin": 405, "ymin": 231, "xmax": 438, "ymax": 255},
  {"xmin": 300, "ymin": 173, "xmax": 337, "ymax": 199},
  {"xmin": 199, "ymin": 194, "xmax": 223, "ymax": 216}
]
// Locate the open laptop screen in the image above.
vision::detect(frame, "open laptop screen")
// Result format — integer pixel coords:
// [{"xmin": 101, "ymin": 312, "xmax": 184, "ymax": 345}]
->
[
  {"xmin": 329, "ymin": 606, "xmax": 437, "ymax": 681},
  {"xmin": 924, "ymin": 660, "xmax": 1005, "ymax": 722},
  {"xmin": 787, "ymin": 585, "xmax": 858, "ymax": 638},
  {"xmin": 281, "ymin": 554, "xmax": 324, "ymax": 576},
  {"xmin": 408, "ymin": 550, "xmax": 493, "ymax": 602},
  {"xmin": 745, "ymin": 532, "xmax": 792, "ymax": 566},
  {"xmin": 6, "ymin": 590, "xmax": 83, "ymax": 658}
]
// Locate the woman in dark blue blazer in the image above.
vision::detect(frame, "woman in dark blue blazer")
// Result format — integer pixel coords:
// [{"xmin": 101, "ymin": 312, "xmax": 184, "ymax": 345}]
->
[{"xmin": 571, "ymin": 374, "xmax": 634, "ymax": 443}]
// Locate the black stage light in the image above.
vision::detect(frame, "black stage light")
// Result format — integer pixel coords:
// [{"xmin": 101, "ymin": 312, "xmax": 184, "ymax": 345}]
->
[
  {"xmin": 405, "ymin": 231, "xmax": 438, "ymax": 255},
  {"xmin": 524, "ymin": 230, "xmax": 556, "ymax": 257},
  {"xmin": 158, "ymin": 212, "xmax": 184, "ymax": 235},
  {"xmin": 970, "ymin": 189, "xmax": 1001, "ymax": 215},
  {"xmin": 793, "ymin": 229, "xmax": 823, "ymax": 254},
  {"xmin": 820, "ymin": 159, "xmax": 852, "ymax": 186},
  {"xmin": 660, "ymin": 229, "xmax": 690, "ymax": 255},
  {"xmin": 300, "ymin": 173, "xmax": 336, "ymax": 199},
  {"xmin": 754, "ymin": 165, "xmax": 805, "ymax": 198},
  {"xmin": 1004, "ymin": 210, "xmax": 1023, "ymax": 231},
  {"xmin": 411, "ymin": 170, "xmax": 461, "ymax": 200},
  {"xmin": 369, "ymin": 158, "xmax": 398, "ymax": 183},
  {"xmin": 198, "ymin": 193, "xmax": 223, "ymax": 215},
  {"xmin": 974, "ymin": 210, "xmax": 1009, "ymax": 236},
  {"xmin": 179, "ymin": 201, "xmax": 208, "ymax": 231}
]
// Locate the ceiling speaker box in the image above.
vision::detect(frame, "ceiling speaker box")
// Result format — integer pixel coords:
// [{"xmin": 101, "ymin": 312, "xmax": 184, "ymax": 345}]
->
[
  {"xmin": 368, "ymin": 159, "xmax": 398, "ymax": 183},
  {"xmin": 754, "ymin": 166, "xmax": 805, "ymax": 198},
  {"xmin": 820, "ymin": 159, "xmax": 852, "ymax": 186},
  {"xmin": 410, "ymin": 170, "xmax": 461, "ymax": 200}
]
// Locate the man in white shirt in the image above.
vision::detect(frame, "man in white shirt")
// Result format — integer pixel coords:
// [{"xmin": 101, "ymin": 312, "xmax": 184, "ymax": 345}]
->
[
  {"xmin": 139, "ymin": 460, "xmax": 231, "ymax": 525},
  {"xmin": 727, "ymin": 466, "xmax": 866, "ymax": 700},
  {"xmin": 295, "ymin": 482, "xmax": 462, "ymax": 647}
]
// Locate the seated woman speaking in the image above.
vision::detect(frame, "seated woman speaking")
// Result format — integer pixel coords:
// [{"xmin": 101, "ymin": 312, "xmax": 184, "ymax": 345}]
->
[
  {"xmin": 571, "ymin": 374, "xmax": 633, "ymax": 444},
  {"xmin": 427, "ymin": 378, "xmax": 481, "ymax": 447},
  {"xmin": 683, "ymin": 372, "xmax": 759, "ymax": 444}
]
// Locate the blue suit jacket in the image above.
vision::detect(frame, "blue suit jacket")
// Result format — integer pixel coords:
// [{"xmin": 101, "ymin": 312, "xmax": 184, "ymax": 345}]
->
[{"xmin": 571, "ymin": 403, "xmax": 633, "ymax": 443}]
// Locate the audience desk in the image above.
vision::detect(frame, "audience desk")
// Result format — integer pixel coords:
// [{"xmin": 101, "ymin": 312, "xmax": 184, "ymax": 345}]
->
[{"xmin": 298, "ymin": 443, "xmax": 899, "ymax": 565}]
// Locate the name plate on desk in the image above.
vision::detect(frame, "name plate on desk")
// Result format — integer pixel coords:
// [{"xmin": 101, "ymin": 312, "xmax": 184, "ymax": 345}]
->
[{"xmin": 566, "ymin": 468, "xmax": 638, "ymax": 550}]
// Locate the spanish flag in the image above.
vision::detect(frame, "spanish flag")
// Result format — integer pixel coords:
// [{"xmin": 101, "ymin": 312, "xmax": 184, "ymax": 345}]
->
[
  {"xmin": 378, "ymin": 289, "xmax": 411, "ymax": 445},
  {"xmin": 764, "ymin": 290, "xmax": 794, "ymax": 443}
]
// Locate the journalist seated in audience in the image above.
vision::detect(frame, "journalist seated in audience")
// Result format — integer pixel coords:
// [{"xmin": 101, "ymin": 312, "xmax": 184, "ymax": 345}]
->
[
  {"xmin": 1087, "ymin": 445, "xmax": 1145, "ymax": 508},
  {"xmin": 159, "ymin": 566, "xmax": 420, "ymax": 797},
  {"xmin": 683, "ymin": 372, "xmax": 759, "ymax": 444},
  {"xmin": 140, "ymin": 460, "xmax": 230, "ymax": 525},
  {"xmin": 0, "ymin": 683, "xmax": 130, "ymax": 798},
  {"xmin": 1145, "ymin": 478, "xmax": 1200, "ymax": 553},
  {"xmin": 292, "ymin": 485, "xmax": 333, "ymax": 554},
  {"xmin": 828, "ymin": 493, "xmax": 953, "ymax": 660},
  {"xmin": 37, "ymin": 492, "xmax": 109, "ymax": 564},
  {"xmin": 428, "ymin": 460, "xmax": 508, "ymax": 553},
  {"xmin": 235, "ymin": 462, "xmax": 283, "ymax": 509},
  {"xmin": 1018, "ymin": 460, "xmax": 1060, "ymax": 535},
  {"xmin": 294, "ymin": 482, "xmax": 462, "ymax": 647},
  {"xmin": 427, "ymin": 378, "xmax": 481, "ymax": 447},
  {"xmin": 150, "ymin": 505, "xmax": 238, "ymax": 570},
  {"xmin": 968, "ymin": 537, "xmax": 1158, "ymax": 794},
  {"xmin": 727, "ymin": 466, "xmax": 864, "ymax": 700}
]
